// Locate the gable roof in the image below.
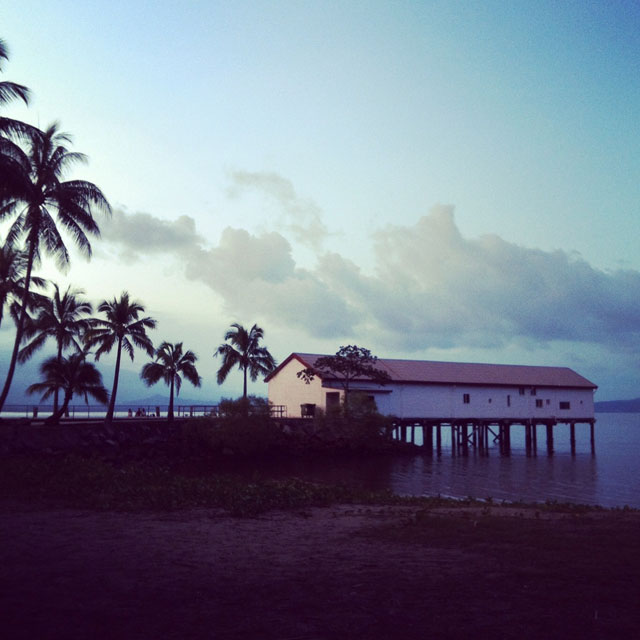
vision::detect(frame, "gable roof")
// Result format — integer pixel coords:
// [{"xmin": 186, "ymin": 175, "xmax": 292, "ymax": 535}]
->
[{"xmin": 265, "ymin": 352, "xmax": 597, "ymax": 389}]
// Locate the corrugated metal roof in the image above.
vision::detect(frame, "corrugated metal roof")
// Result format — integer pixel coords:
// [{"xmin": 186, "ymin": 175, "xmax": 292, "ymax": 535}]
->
[{"xmin": 270, "ymin": 353, "xmax": 597, "ymax": 389}]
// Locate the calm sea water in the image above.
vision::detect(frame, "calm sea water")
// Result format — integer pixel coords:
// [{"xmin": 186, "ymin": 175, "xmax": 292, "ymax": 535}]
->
[{"xmin": 261, "ymin": 413, "xmax": 640, "ymax": 509}]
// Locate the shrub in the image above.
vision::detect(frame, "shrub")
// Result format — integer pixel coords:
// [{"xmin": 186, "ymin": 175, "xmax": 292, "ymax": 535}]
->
[
  {"xmin": 312, "ymin": 392, "xmax": 393, "ymax": 450},
  {"xmin": 182, "ymin": 412, "xmax": 287, "ymax": 457},
  {"xmin": 217, "ymin": 395, "xmax": 270, "ymax": 417}
]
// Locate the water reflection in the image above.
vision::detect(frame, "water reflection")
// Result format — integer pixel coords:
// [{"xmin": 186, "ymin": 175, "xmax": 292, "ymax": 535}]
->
[{"xmin": 255, "ymin": 413, "xmax": 640, "ymax": 508}]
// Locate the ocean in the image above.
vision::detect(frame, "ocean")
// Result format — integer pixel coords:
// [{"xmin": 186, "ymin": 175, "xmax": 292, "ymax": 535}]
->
[{"xmin": 261, "ymin": 412, "xmax": 640, "ymax": 509}]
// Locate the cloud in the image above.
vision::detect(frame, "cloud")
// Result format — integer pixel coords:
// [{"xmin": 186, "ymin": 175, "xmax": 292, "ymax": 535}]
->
[
  {"xmin": 184, "ymin": 228, "xmax": 357, "ymax": 337},
  {"xmin": 227, "ymin": 170, "xmax": 329, "ymax": 250},
  {"xmin": 100, "ymin": 208, "xmax": 205, "ymax": 263},
  {"xmin": 100, "ymin": 204, "xmax": 640, "ymax": 352},
  {"xmin": 321, "ymin": 205, "xmax": 640, "ymax": 351}
]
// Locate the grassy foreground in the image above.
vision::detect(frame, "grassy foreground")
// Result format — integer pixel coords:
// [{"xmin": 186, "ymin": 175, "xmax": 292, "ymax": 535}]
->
[
  {"xmin": 0, "ymin": 453, "xmax": 634, "ymax": 517},
  {"xmin": 1, "ymin": 455, "xmax": 639, "ymax": 638},
  {"xmin": 0, "ymin": 454, "xmax": 428, "ymax": 516}
]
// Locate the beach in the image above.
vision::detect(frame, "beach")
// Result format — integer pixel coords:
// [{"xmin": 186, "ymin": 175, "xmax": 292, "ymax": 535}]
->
[{"xmin": 1, "ymin": 500, "xmax": 639, "ymax": 639}]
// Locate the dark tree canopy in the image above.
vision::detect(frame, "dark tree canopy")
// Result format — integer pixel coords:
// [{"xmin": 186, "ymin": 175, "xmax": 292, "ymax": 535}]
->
[{"xmin": 297, "ymin": 345, "xmax": 391, "ymax": 395}]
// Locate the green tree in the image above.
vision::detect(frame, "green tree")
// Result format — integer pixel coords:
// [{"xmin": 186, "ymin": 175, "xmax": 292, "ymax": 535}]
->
[
  {"xmin": 85, "ymin": 292, "xmax": 156, "ymax": 422},
  {"xmin": 19, "ymin": 283, "xmax": 93, "ymax": 413},
  {"xmin": 26, "ymin": 352, "xmax": 108, "ymax": 425},
  {"xmin": 0, "ymin": 122, "xmax": 110, "ymax": 412},
  {"xmin": 0, "ymin": 239, "xmax": 46, "ymax": 330},
  {"xmin": 297, "ymin": 345, "xmax": 391, "ymax": 416},
  {"xmin": 140, "ymin": 341, "xmax": 201, "ymax": 421},
  {"xmin": 214, "ymin": 323, "xmax": 276, "ymax": 399}
]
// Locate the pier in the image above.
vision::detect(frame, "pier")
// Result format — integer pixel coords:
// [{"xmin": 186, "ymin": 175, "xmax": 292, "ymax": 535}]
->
[{"xmin": 391, "ymin": 418, "xmax": 596, "ymax": 456}]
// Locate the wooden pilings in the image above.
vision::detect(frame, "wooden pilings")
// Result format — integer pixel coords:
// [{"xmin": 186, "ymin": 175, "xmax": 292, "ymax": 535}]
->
[{"xmin": 391, "ymin": 417, "xmax": 595, "ymax": 457}]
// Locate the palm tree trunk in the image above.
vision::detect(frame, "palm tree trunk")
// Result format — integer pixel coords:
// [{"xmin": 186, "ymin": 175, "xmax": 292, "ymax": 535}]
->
[
  {"xmin": 106, "ymin": 337, "xmax": 122, "ymax": 422},
  {"xmin": 53, "ymin": 342, "xmax": 62, "ymax": 415},
  {"xmin": 0, "ymin": 239, "xmax": 36, "ymax": 412},
  {"xmin": 168, "ymin": 376, "xmax": 174, "ymax": 421},
  {"xmin": 45, "ymin": 391, "xmax": 72, "ymax": 425},
  {"xmin": 243, "ymin": 365, "xmax": 248, "ymax": 399}
]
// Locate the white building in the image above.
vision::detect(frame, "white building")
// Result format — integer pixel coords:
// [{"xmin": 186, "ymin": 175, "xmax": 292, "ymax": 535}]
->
[{"xmin": 266, "ymin": 353, "xmax": 597, "ymax": 422}]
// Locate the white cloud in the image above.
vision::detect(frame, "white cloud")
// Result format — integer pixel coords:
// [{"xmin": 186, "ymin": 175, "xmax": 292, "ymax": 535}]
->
[
  {"xmin": 227, "ymin": 170, "xmax": 329, "ymax": 250},
  {"xmin": 100, "ymin": 208, "xmax": 204, "ymax": 263},
  {"xmin": 99, "ymin": 204, "xmax": 640, "ymax": 354}
]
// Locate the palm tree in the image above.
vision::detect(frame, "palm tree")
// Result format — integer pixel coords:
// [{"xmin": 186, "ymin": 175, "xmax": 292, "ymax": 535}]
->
[
  {"xmin": 0, "ymin": 239, "xmax": 46, "ymax": 330},
  {"xmin": 0, "ymin": 122, "xmax": 111, "ymax": 412},
  {"xmin": 214, "ymin": 323, "xmax": 276, "ymax": 399},
  {"xmin": 85, "ymin": 292, "xmax": 156, "ymax": 422},
  {"xmin": 19, "ymin": 283, "xmax": 93, "ymax": 413},
  {"xmin": 0, "ymin": 38, "xmax": 29, "ymax": 110},
  {"xmin": 140, "ymin": 342, "xmax": 201, "ymax": 421},
  {"xmin": 26, "ymin": 352, "xmax": 108, "ymax": 425},
  {"xmin": 0, "ymin": 38, "xmax": 35, "ymax": 203}
]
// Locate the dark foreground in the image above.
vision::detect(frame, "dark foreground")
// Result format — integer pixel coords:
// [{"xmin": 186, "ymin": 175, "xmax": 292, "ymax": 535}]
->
[{"xmin": 1, "ymin": 501, "xmax": 639, "ymax": 640}]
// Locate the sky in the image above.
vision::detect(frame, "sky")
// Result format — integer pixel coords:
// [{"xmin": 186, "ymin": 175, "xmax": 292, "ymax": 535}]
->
[{"xmin": 1, "ymin": 0, "xmax": 639, "ymax": 401}]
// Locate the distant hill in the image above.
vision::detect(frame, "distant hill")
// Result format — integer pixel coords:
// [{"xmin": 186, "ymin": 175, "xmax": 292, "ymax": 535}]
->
[
  {"xmin": 595, "ymin": 398, "xmax": 640, "ymax": 413},
  {"xmin": 122, "ymin": 393, "xmax": 218, "ymax": 408}
]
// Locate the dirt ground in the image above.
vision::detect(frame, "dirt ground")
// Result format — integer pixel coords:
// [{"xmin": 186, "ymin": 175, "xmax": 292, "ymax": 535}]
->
[{"xmin": 1, "ymin": 502, "xmax": 639, "ymax": 640}]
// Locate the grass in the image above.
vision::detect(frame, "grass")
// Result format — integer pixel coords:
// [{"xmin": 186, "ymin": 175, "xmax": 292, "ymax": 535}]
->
[
  {"xmin": 1, "ymin": 453, "xmax": 636, "ymax": 519},
  {"xmin": 0, "ymin": 454, "xmax": 430, "ymax": 516}
]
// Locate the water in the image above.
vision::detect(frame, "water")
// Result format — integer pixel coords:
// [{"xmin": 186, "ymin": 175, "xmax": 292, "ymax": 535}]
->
[{"xmin": 261, "ymin": 413, "xmax": 640, "ymax": 509}]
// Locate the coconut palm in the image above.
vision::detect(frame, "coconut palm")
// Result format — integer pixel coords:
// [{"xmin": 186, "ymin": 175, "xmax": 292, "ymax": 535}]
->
[
  {"xmin": 0, "ymin": 38, "xmax": 35, "ymax": 220},
  {"xmin": 19, "ymin": 283, "xmax": 93, "ymax": 413},
  {"xmin": 0, "ymin": 122, "xmax": 111, "ymax": 411},
  {"xmin": 0, "ymin": 37, "xmax": 31, "ymax": 140},
  {"xmin": 26, "ymin": 352, "xmax": 108, "ymax": 425},
  {"xmin": 0, "ymin": 239, "xmax": 46, "ymax": 330},
  {"xmin": 85, "ymin": 292, "xmax": 156, "ymax": 422},
  {"xmin": 214, "ymin": 323, "xmax": 276, "ymax": 399},
  {"xmin": 140, "ymin": 341, "xmax": 201, "ymax": 421},
  {"xmin": 0, "ymin": 38, "xmax": 29, "ymax": 110}
]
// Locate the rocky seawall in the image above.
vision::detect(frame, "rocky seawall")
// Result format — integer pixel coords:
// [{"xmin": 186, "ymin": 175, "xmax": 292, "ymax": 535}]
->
[{"xmin": 0, "ymin": 419, "xmax": 182, "ymax": 456}]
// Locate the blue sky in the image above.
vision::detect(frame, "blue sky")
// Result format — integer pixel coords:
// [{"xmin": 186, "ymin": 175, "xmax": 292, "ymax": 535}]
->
[{"xmin": 1, "ymin": 1, "xmax": 639, "ymax": 400}]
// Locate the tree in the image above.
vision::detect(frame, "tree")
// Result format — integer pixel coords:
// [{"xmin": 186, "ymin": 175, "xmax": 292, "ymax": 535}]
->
[
  {"xmin": 297, "ymin": 345, "xmax": 391, "ymax": 416},
  {"xmin": 0, "ymin": 122, "xmax": 111, "ymax": 412},
  {"xmin": 26, "ymin": 352, "xmax": 108, "ymax": 425},
  {"xmin": 0, "ymin": 37, "xmax": 36, "ymax": 203},
  {"xmin": 19, "ymin": 283, "xmax": 93, "ymax": 413},
  {"xmin": 214, "ymin": 323, "xmax": 276, "ymax": 399},
  {"xmin": 140, "ymin": 341, "xmax": 201, "ymax": 421},
  {"xmin": 0, "ymin": 239, "xmax": 46, "ymax": 330},
  {"xmin": 0, "ymin": 38, "xmax": 29, "ymax": 110},
  {"xmin": 85, "ymin": 292, "xmax": 156, "ymax": 422}
]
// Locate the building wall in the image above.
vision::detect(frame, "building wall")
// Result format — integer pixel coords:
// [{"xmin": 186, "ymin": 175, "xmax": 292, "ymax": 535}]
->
[
  {"xmin": 373, "ymin": 383, "xmax": 594, "ymax": 420},
  {"xmin": 268, "ymin": 358, "xmax": 338, "ymax": 418},
  {"xmin": 268, "ymin": 361, "xmax": 595, "ymax": 421}
]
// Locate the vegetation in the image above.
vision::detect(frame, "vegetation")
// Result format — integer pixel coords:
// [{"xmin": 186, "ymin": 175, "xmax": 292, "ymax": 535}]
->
[
  {"xmin": 214, "ymin": 323, "xmax": 276, "ymax": 399},
  {"xmin": 0, "ymin": 240, "xmax": 46, "ymax": 330},
  {"xmin": 19, "ymin": 283, "xmax": 93, "ymax": 413},
  {"xmin": 0, "ymin": 453, "xmax": 441, "ymax": 516},
  {"xmin": 0, "ymin": 122, "xmax": 111, "ymax": 411},
  {"xmin": 26, "ymin": 353, "xmax": 108, "ymax": 424},
  {"xmin": 297, "ymin": 345, "xmax": 391, "ymax": 415},
  {"xmin": 140, "ymin": 341, "xmax": 201, "ymax": 421},
  {"xmin": 85, "ymin": 292, "xmax": 156, "ymax": 422}
]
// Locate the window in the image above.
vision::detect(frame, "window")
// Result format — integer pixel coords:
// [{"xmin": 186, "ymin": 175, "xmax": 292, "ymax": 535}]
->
[
  {"xmin": 546, "ymin": 399, "xmax": 550, "ymax": 405},
  {"xmin": 507, "ymin": 395, "xmax": 511, "ymax": 407},
  {"xmin": 531, "ymin": 388, "xmax": 537, "ymax": 396},
  {"xmin": 559, "ymin": 401, "xmax": 571, "ymax": 410},
  {"xmin": 463, "ymin": 393, "xmax": 470, "ymax": 404},
  {"xmin": 536, "ymin": 399, "xmax": 543, "ymax": 408},
  {"xmin": 519, "ymin": 387, "xmax": 525, "ymax": 396}
]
